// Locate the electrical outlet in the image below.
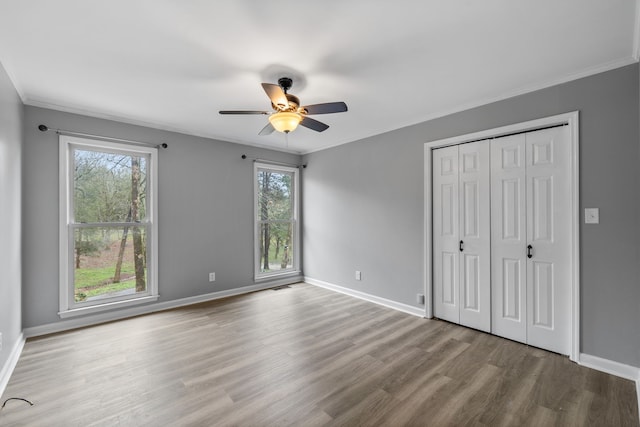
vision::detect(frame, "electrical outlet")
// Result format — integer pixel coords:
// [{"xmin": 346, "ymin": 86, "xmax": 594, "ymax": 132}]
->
[
  {"xmin": 355, "ymin": 270, "xmax": 362, "ymax": 281},
  {"xmin": 417, "ymin": 294, "xmax": 425, "ymax": 305},
  {"xmin": 585, "ymin": 208, "xmax": 599, "ymax": 224},
  {"xmin": 0, "ymin": 333, "xmax": 3, "ymax": 352},
  {"xmin": 209, "ymin": 272, "xmax": 216, "ymax": 282}
]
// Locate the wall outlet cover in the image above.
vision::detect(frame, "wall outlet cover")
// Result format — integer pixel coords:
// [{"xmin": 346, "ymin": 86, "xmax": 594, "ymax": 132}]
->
[{"xmin": 585, "ymin": 208, "xmax": 599, "ymax": 224}]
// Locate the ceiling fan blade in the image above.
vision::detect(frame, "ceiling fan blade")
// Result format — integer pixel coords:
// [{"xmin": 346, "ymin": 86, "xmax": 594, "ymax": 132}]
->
[
  {"xmin": 300, "ymin": 116, "xmax": 329, "ymax": 132},
  {"xmin": 219, "ymin": 110, "xmax": 270, "ymax": 115},
  {"xmin": 261, "ymin": 83, "xmax": 288, "ymax": 109},
  {"xmin": 258, "ymin": 123, "xmax": 275, "ymax": 136},
  {"xmin": 302, "ymin": 102, "xmax": 348, "ymax": 115}
]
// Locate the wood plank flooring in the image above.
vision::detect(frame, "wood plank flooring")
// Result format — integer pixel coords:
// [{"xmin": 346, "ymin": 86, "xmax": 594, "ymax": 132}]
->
[{"xmin": 1, "ymin": 283, "xmax": 637, "ymax": 426}]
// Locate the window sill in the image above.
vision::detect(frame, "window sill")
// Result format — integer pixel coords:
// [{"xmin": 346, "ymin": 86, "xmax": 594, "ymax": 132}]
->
[
  {"xmin": 255, "ymin": 270, "xmax": 302, "ymax": 283},
  {"xmin": 59, "ymin": 295, "xmax": 160, "ymax": 319}
]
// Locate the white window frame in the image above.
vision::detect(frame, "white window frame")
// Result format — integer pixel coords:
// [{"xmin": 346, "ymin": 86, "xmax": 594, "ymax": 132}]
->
[
  {"xmin": 59, "ymin": 135, "xmax": 159, "ymax": 318},
  {"xmin": 254, "ymin": 162, "xmax": 300, "ymax": 281}
]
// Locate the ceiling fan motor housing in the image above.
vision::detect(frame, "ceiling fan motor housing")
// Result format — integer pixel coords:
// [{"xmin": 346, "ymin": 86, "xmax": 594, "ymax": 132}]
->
[
  {"xmin": 278, "ymin": 77, "xmax": 293, "ymax": 92},
  {"xmin": 285, "ymin": 94, "xmax": 300, "ymax": 111}
]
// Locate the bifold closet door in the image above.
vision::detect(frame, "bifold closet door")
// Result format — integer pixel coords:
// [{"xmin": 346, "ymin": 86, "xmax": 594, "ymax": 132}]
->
[
  {"xmin": 524, "ymin": 126, "xmax": 571, "ymax": 355},
  {"xmin": 433, "ymin": 141, "xmax": 490, "ymax": 332},
  {"xmin": 433, "ymin": 145, "xmax": 460, "ymax": 324},
  {"xmin": 490, "ymin": 134, "xmax": 527, "ymax": 343},
  {"xmin": 458, "ymin": 142, "xmax": 491, "ymax": 331},
  {"xmin": 491, "ymin": 126, "xmax": 571, "ymax": 355}
]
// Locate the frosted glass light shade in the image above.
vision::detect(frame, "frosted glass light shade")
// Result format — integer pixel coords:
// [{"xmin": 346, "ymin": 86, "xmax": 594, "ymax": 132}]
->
[{"xmin": 269, "ymin": 112, "xmax": 302, "ymax": 133}]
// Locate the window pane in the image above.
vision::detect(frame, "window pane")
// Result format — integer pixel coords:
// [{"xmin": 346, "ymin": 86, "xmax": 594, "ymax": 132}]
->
[
  {"xmin": 73, "ymin": 226, "xmax": 147, "ymax": 303},
  {"xmin": 258, "ymin": 222, "xmax": 294, "ymax": 273},
  {"xmin": 74, "ymin": 149, "xmax": 147, "ymax": 223},
  {"xmin": 257, "ymin": 169, "xmax": 293, "ymax": 221}
]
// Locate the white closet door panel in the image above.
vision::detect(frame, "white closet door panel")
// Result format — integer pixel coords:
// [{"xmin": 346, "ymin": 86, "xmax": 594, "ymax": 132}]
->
[
  {"xmin": 531, "ymin": 261, "xmax": 554, "ymax": 327},
  {"xmin": 461, "ymin": 254, "xmax": 479, "ymax": 309},
  {"xmin": 526, "ymin": 126, "xmax": 571, "ymax": 355},
  {"xmin": 501, "ymin": 257, "xmax": 523, "ymax": 320},
  {"xmin": 458, "ymin": 141, "xmax": 491, "ymax": 332},
  {"xmin": 441, "ymin": 251, "xmax": 457, "ymax": 305},
  {"xmin": 491, "ymin": 134, "xmax": 527, "ymax": 343},
  {"xmin": 433, "ymin": 146, "xmax": 460, "ymax": 323}
]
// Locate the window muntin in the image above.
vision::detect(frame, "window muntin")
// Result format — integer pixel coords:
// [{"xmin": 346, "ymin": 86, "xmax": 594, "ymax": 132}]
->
[
  {"xmin": 60, "ymin": 136, "xmax": 158, "ymax": 316},
  {"xmin": 255, "ymin": 164, "xmax": 299, "ymax": 278}
]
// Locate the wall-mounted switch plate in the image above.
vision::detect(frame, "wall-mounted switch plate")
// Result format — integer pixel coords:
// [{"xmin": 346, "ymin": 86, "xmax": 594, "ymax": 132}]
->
[{"xmin": 585, "ymin": 208, "xmax": 599, "ymax": 224}]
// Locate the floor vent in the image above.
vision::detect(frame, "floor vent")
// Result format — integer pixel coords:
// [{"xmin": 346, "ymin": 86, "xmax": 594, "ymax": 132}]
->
[{"xmin": 271, "ymin": 285, "xmax": 291, "ymax": 291}]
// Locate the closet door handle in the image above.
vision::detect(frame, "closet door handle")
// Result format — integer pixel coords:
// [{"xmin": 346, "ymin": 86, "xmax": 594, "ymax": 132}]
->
[
  {"xmin": 459, "ymin": 240, "xmax": 464, "ymax": 252},
  {"xmin": 527, "ymin": 244, "xmax": 533, "ymax": 259}
]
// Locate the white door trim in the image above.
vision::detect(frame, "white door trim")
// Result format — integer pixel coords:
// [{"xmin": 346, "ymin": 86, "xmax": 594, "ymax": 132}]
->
[{"xmin": 424, "ymin": 111, "xmax": 580, "ymax": 362}]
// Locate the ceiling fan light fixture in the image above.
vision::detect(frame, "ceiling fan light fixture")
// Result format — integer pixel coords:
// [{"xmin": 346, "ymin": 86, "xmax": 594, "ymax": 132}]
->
[{"xmin": 269, "ymin": 111, "xmax": 302, "ymax": 133}]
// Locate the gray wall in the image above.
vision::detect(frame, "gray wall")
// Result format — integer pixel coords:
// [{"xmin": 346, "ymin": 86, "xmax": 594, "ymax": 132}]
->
[
  {"xmin": 303, "ymin": 63, "xmax": 640, "ymax": 367},
  {"xmin": 0, "ymin": 62, "xmax": 23, "ymax": 374},
  {"xmin": 22, "ymin": 106, "xmax": 301, "ymax": 328}
]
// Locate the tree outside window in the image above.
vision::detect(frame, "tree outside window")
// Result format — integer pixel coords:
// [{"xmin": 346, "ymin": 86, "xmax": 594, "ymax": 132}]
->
[
  {"xmin": 59, "ymin": 136, "xmax": 158, "ymax": 316},
  {"xmin": 255, "ymin": 164, "xmax": 299, "ymax": 278}
]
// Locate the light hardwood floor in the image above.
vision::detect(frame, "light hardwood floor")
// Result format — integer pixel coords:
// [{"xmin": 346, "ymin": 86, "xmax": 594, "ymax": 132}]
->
[{"xmin": 1, "ymin": 283, "xmax": 637, "ymax": 426}]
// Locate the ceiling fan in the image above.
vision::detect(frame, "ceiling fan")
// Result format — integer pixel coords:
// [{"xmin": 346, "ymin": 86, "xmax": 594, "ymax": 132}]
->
[{"xmin": 219, "ymin": 77, "xmax": 348, "ymax": 135}]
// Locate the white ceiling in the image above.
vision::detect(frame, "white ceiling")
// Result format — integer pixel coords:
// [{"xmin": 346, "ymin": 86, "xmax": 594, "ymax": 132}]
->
[{"xmin": 0, "ymin": 1, "xmax": 638, "ymax": 154}]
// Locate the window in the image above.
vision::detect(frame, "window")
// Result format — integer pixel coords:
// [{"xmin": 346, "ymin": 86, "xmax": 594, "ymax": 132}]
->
[
  {"xmin": 59, "ymin": 135, "xmax": 158, "ymax": 317},
  {"xmin": 254, "ymin": 163, "xmax": 300, "ymax": 279}
]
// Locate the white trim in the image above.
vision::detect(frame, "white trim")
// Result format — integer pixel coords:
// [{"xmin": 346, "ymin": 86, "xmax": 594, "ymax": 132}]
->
[
  {"xmin": 424, "ymin": 111, "xmax": 580, "ymax": 362},
  {"xmin": 0, "ymin": 60, "xmax": 27, "ymax": 103},
  {"xmin": 21, "ymin": 56, "xmax": 636, "ymax": 157},
  {"xmin": 253, "ymin": 162, "xmax": 300, "ymax": 280},
  {"xmin": 578, "ymin": 353, "xmax": 640, "ymax": 382},
  {"xmin": 423, "ymin": 144, "xmax": 433, "ymax": 319},
  {"xmin": 0, "ymin": 333, "xmax": 25, "ymax": 398},
  {"xmin": 58, "ymin": 135, "xmax": 159, "ymax": 315},
  {"xmin": 633, "ymin": 0, "xmax": 640, "ymax": 61},
  {"xmin": 637, "ymin": 376, "xmax": 640, "ymax": 419},
  {"xmin": 25, "ymin": 98, "xmax": 303, "ymax": 156},
  {"xmin": 304, "ymin": 277, "xmax": 424, "ymax": 318},
  {"xmin": 302, "ymin": 58, "xmax": 634, "ymax": 156},
  {"xmin": 25, "ymin": 278, "xmax": 301, "ymax": 339},
  {"xmin": 254, "ymin": 270, "xmax": 302, "ymax": 283},
  {"xmin": 578, "ymin": 353, "xmax": 640, "ymax": 417},
  {"xmin": 569, "ymin": 114, "xmax": 581, "ymax": 362},
  {"xmin": 59, "ymin": 136, "xmax": 70, "ymax": 314},
  {"xmin": 58, "ymin": 295, "xmax": 160, "ymax": 318}
]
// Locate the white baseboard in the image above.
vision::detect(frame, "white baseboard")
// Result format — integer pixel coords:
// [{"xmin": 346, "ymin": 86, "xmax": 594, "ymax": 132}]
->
[
  {"xmin": 12, "ymin": 278, "xmax": 640, "ymax": 417},
  {"xmin": 304, "ymin": 277, "xmax": 424, "ymax": 317},
  {"xmin": 300, "ymin": 281, "xmax": 640, "ymax": 413},
  {"xmin": 24, "ymin": 277, "xmax": 301, "ymax": 338},
  {"xmin": 579, "ymin": 352, "xmax": 640, "ymax": 416},
  {"xmin": 637, "ymin": 377, "xmax": 640, "ymax": 417},
  {"xmin": 0, "ymin": 333, "xmax": 25, "ymax": 399},
  {"xmin": 578, "ymin": 353, "xmax": 640, "ymax": 381}
]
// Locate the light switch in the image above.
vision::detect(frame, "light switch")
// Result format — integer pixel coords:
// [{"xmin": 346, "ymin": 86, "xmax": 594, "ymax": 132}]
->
[{"xmin": 584, "ymin": 208, "xmax": 599, "ymax": 224}]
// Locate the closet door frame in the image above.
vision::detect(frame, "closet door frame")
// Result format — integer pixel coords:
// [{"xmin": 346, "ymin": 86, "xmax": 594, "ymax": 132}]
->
[{"xmin": 424, "ymin": 111, "xmax": 579, "ymax": 362}]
